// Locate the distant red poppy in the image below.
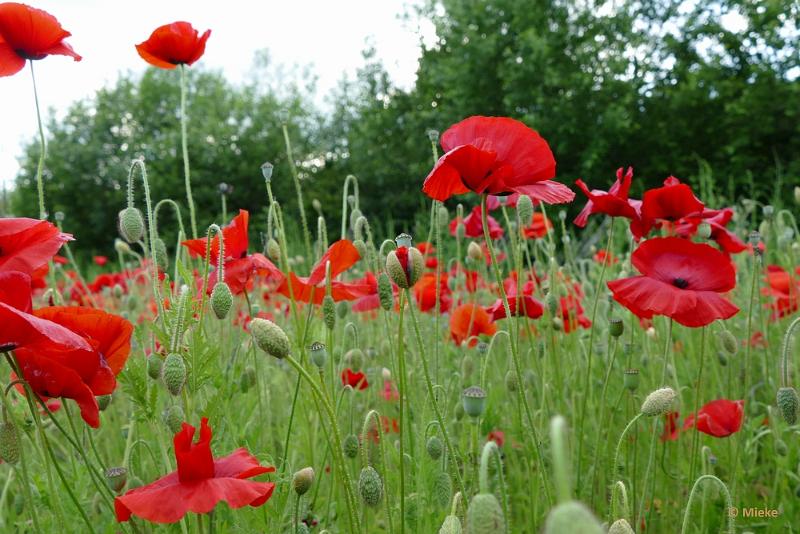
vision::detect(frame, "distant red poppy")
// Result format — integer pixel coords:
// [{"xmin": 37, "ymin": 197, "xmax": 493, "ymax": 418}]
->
[
  {"xmin": 521, "ymin": 212, "xmax": 552, "ymax": 239},
  {"xmin": 341, "ymin": 368, "xmax": 368, "ymax": 390},
  {"xmin": 559, "ymin": 291, "xmax": 592, "ymax": 333},
  {"xmin": 574, "ymin": 167, "xmax": 638, "ymax": 227},
  {"xmin": 450, "ymin": 205, "xmax": 504, "ymax": 239},
  {"xmin": 413, "ymin": 272, "xmax": 451, "ymax": 313},
  {"xmin": 450, "ymin": 303, "xmax": 497, "ymax": 346},
  {"xmin": 660, "ymin": 412, "xmax": 680, "ymax": 442},
  {"xmin": 93, "ymin": 255, "xmax": 108, "ymax": 266},
  {"xmin": 607, "ymin": 237, "xmax": 739, "ymax": 327},
  {"xmin": 0, "ymin": 218, "xmax": 72, "ymax": 275},
  {"xmin": 135, "ymin": 21, "xmax": 210, "ymax": 69},
  {"xmin": 381, "ymin": 380, "xmax": 399, "ymax": 401},
  {"xmin": 423, "ymin": 116, "xmax": 574, "ymax": 204},
  {"xmin": 762, "ymin": 265, "xmax": 800, "ymax": 320},
  {"xmin": 115, "ymin": 418, "xmax": 275, "ymax": 523},
  {"xmin": 0, "ymin": 3, "xmax": 81, "ymax": 77},
  {"xmin": 683, "ymin": 399, "xmax": 744, "ymax": 438},
  {"xmin": 487, "ymin": 429, "xmax": 505, "ymax": 448},
  {"xmin": 593, "ymin": 249, "xmax": 618, "ymax": 265}
]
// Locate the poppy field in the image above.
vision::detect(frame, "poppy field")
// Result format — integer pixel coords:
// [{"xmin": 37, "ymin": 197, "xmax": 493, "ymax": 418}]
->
[{"xmin": 2, "ymin": 3, "xmax": 800, "ymax": 534}]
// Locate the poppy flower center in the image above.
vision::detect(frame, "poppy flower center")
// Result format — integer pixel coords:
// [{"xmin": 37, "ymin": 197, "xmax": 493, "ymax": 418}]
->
[{"xmin": 672, "ymin": 277, "xmax": 689, "ymax": 289}]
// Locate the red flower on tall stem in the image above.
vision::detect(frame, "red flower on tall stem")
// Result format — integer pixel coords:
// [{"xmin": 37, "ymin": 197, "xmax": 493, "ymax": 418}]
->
[
  {"xmin": 521, "ymin": 212, "xmax": 552, "ymax": 240},
  {"xmin": 423, "ymin": 116, "xmax": 574, "ymax": 204},
  {"xmin": 0, "ymin": 217, "xmax": 72, "ymax": 275},
  {"xmin": 573, "ymin": 167, "xmax": 638, "ymax": 227},
  {"xmin": 135, "ymin": 21, "xmax": 210, "ymax": 69},
  {"xmin": 115, "ymin": 418, "xmax": 275, "ymax": 523},
  {"xmin": 0, "ymin": 3, "xmax": 81, "ymax": 77},
  {"xmin": 635, "ymin": 177, "xmax": 704, "ymax": 238},
  {"xmin": 413, "ymin": 272, "xmax": 451, "ymax": 313},
  {"xmin": 450, "ymin": 205, "xmax": 504, "ymax": 239},
  {"xmin": 450, "ymin": 303, "xmax": 497, "ymax": 346},
  {"xmin": 683, "ymin": 399, "xmax": 744, "ymax": 438},
  {"xmin": 341, "ymin": 368, "xmax": 368, "ymax": 390},
  {"xmin": 673, "ymin": 207, "xmax": 746, "ymax": 254},
  {"xmin": 607, "ymin": 237, "xmax": 739, "ymax": 327}
]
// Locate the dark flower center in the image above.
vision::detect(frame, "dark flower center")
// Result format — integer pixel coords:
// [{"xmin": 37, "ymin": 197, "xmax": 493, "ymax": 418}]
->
[
  {"xmin": 0, "ymin": 343, "xmax": 16, "ymax": 352},
  {"xmin": 672, "ymin": 277, "xmax": 689, "ymax": 289}
]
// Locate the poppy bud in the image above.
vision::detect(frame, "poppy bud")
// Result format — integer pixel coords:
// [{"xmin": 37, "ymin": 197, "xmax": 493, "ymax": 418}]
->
[
  {"xmin": 312, "ymin": 198, "xmax": 322, "ymax": 213},
  {"xmin": 0, "ymin": 420, "xmax": 20, "ymax": 464},
  {"xmin": 112, "ymin": 284, "xmax": 124, "ymax": 299},
  {"xmin": 343, "ymin": 434, "xmax": 359, "ymax": 459},
  {"xmin": 718, "ymin": 329, "xmax": 738, "ymax": 355},
  {"xmin": 467, "ymin": 242, "xmax": 483, "ymax": 262},
  {"xmin": 623, "ymin": 369, "xmax": 640, "ymax": 391},
  {"xmin": 163, "ymin": 405, "xmax": 184, "ymax": 434},
  {"xmin": 292, "ymin": 467, "xmax": 315, "ymax": 496},
  {"xmin": 349, "ymin": 208, "xmax": 363, "ymax": 231},
  {"xmin": 505, "ymin": 370, "xmax": 519, "ymax": 392},
  {"xmin": 344, "ymin": 348, "xmax": 364, "ymax": 370},
  {"xmin": 438, "ymin": 205, "xmax": 449, "ymax": 228},
  {"xmin": 433, "ymin": 472, "xmax": 452, "ymax": 507},
  {"xmin": 162, "ymin": 353, "xmax": 187, "ymax": 396},
  {"xmin": 114, "ymin": 238, "xmax": 132, "ymax": 255},
  {"xmin": 105, "ymin": 467, "xmax": 128, "ymax": 493},
  {"xmin": 358, "ymin": 466, "xmax": 383, "ymax": 507},
  {"xmin": 310, "ymin": 342, "xmax": 327, "ymax": 368},
  {"xmin": 777, "ymin": 387, "xmax": 799, "ymax": 425},
  {"xmin": 462, "ymin": 386, "xmax": 487, "ymax": 419},
  {"xmin": 118, "ymin": 207, "xmax": 145, "ymax": 243},
  {"xmin": 517, "ymin": 194, "xmax": 534, "ymax": 227},
  {"xmin": 386, "ymin": 247, "xmax": 424, "ymax": 289},
  {"xmin": 641, "ymin": 387, "xmax": 676, "ymax": 416},
  {"xmin": 426, "ymin": 435, "xmax": 444, "ymax": 460},
  {"xmin": 260, "ymin": 161, "xmax": 274, "ymax": 182},
  {"xmin": 439, "ymin": 515, "xmax": 463, "ymax": 534},
  {"xmin": 251, "ymin": 318, "xmax": 290, "ymax": 359},
  {"xmin": 461, "ymin": 354, "xmax": 475, "ymax": 377},
  {"xmin": 337, "ymin": 301, "xmax": 349, "ymax": 319},
  {"xmin": 320, "ymin": 295, "xmax": 335, "ymax": 330},
  {"xmin": 240, "ymin": 366, "xmax": 256, "ymax": 392},
  {"xmin": 608, "ymin": 518, "xmax": 635, "ymax": 534},
  {"xmin": 153, "ymin": 237, "xmax": 169, "ymax": 272},
  {"xmin": 97, "ymin": 394, "xmax": 112, "ymax": 411},
  {"xmin": 795, "ymin": 186, "xmax": 800, "ymax": 206},
  {"xmin": 454, "ymin": 402, "xmax": 465, "ymax": 421},
  {"xmin": 609, "ymin": 318, "xmax": 624, "ymax": 338},
  {"xmin": 266, "ymin": 238, "xmax": 281, "ymax": 263},
  {"xmin": 353, "ymin": 239, "xmax": 367, "ymax": 258},
  {"xmin": 147, "ymin": 356, "xmax": 163, "ymax": 380},
  {"xmin": 543, "ymin": 500, "xmax": 603, "ymax": 534},
  {"xmin": 405, "ymin": 493, "xmax": 420, "ymax": 528},
  {"xmin": 696, "ymin": 222, "xmax": 712, "ymax": 240},
  {"xmin": 427, "ymin": 129, "xmax": 440, "ymax": 142},
  {"xmin": 466, "ymin": 493, "xmax": 506, "ymax": 533},
  {"xmin": 210, "ymin": 282, "xmax": 233, "ymax": 320},
  {"xmin": 552, "ymin": 317, "xmax": 564, "ymax": 331},
  {"xmin": 775, "ymin": 439, "xmax": 788, "ymax": 456},
  {"xmin": 717, "ymin": 351, "xmax": 728, "ymax": 366},
  {"xmin": 378, "ymin": 273, "xmax": 394, "ymax": 310},
  {"xmin": 545, "ymin": 292, "xmax": 559, "ymax": 316}
]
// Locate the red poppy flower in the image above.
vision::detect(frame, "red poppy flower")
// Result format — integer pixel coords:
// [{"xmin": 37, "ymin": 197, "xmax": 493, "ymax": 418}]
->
[
  {"xmin": 450, "ymin": 303, "xmax": 497, "ymax": 346},
  {"xmin": 559, "ymin": 292, "xmax": 592, "ymax": 333},
  {"xmin": 416, "ymin": 242, "xmax": 438, "ymax": 269},
  {"xmin": 660, "ymin": 412, "xmax": 680, "ymax": 442},
  {"xmin": 635, "ymin": 177, "xmax": 704, "ymax": 238},
  {"xmin": 762, "ymin": 265, "xmax": 800, "ymax": 320},
  {"xmin": 0, "ymin": 3, "xmax": 81, "ymax": 77},
  {"xmin": 0, "ymin": 217, "xmax": 72, "ymax": 275},
  {"xmin": 413, "ymin": 272, "xmax": 451, "ymax": 313},
  {"xmin": 341, "ymin": 368, "xmax": 368, "ymax": 390},
  {"xmin": 673, "ymin": 208, "xmax": 746, "ymax": 254},
  {"xmin": 93, "ymin": 255, "xmax": 108, "ymax": 267},
  {"xmin": 351, "ymin": 272, "xmax": 389, "ymax": 313},
  {"xmin": 607, "ymin": 237, "xmax": 739, "ymax": 327},
  {"xmin": 423, "ymin": 116, "xmax": 574, "ymax": 204},
  {"xmin": 381, "ymin": 380, "xmax": 399, "ymax": 402},
  {"xmin": 521, "ymin": 212, "xmax": 552, "ymax": 239},
  {"xmin": 573, "ymin": 167, "xmax": 638, "ymax": 227},
  {"xmin": 135, "ymin": 21, "xmax": 210, "ymax": 69},
  {"xmin": 450, "ymin": 205, "xmax": 504, "ymax": 239},
  {"xmin": 115, "ymin": 418, "xmax": 275, "ymax": 523},
  {"xmin": 683, "ymin": 399, "xmax": 744, "ymax": 438},
  {"xmin": 486, "ymin": 294, "xmax": 543, "ymax": 321},
  {"xmin": 487, "ymin": 429, "xmax": 505, "ymax": 448},
  {"xmin": 593, "ymin": 249, "xmax": 618, "ymax": 265}
]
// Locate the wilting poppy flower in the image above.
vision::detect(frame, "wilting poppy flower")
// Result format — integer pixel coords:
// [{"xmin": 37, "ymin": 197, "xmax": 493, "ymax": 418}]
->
[
  {"xmin": 521, "ymin": 212, "xmax": 552, "ymax": 240},
  {"xmin": 341, "ymin": 368, "xmax": 368, "ymax": 390},
  {"xmin": 0, "ymin": 217, "xmax": 72, "ymax": 275},
  {"xmin": 423, "ymin": 116, "xmax": 574, "ymax": 204},
  {"xmin": 0, "ymin": 3, "xmax": 81, "ymax": 77},
  {"xmin": 683, "ymin": 399, "xmax": 744, "ymax": 438},
  {"xmin": 450, "ymin": 205, "xmax": 504, "ymax": 239},
  {"xmin": 574, "ymin": 167, "xmax": 638, "ymax": 227},
  {"xmin": 607, "ymin": 237, "xmax": 739, "ymax": 327},
  {"xmin": 450, "ymin": 303, "xmax": 497, "ymax": 346},
  {"xmin": 413, "ymin": 272, "xmax": 451, "ymax": 313},
  {"xmin": 135, "ymin": 21, "xmax": 211, "ymax": 69},
  {"xmin": 660, "ymin": 412, "xmax": 680, "ymax": 442},
  {"xmin": 115, "ymin": 418, "xmax": 275, "ymax": 523}
]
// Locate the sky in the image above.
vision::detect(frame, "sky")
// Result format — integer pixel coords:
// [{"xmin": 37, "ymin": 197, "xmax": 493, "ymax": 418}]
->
[{"xmin": 0, "ymin": 0, "xmax": 435, "ymax": 188}]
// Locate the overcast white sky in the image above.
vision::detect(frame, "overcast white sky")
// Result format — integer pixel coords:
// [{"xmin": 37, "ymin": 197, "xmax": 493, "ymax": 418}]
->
[{"xmin": 0, "ymin": 0, "xmax": 434, "ymax": 188}]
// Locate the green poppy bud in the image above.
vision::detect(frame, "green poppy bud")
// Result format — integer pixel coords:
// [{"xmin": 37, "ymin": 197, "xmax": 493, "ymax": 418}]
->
[
  {"xmin": 466, "ymin": 493, "xmax": 505, "ymax": 533},
  {"xmin": 439, "ymin": 515, "xmax": 463, "ymax": 534},
  {"xmin": 641, "ymin": 387, "xmax": 676, "ymax": 416},
  {"xmin": 153, "ymin": 237, "xmax": 169, "ymax": 272},
  {"xmin": 210, "ymin": 282, "xmax": 233, "ymax": 320},
  {"xmin": 426, "ymin": 435, "xmax": 443, "ymax": 460},
  {"xmin": 343, "ymin": 434, "xmax": 359, "ymax": 459},
  {"xmin": 322, "ymin": 295, "xmax": 336, "ymax": 330},
  {"xmin": 163, "ymin": 405, "xmax": 184, "ymax": 434},
  {"xmin": 147, "ymin": 356, "xmax": 163, "ymax": 380},
  {"xmin": 543, "ymin": 500, "xmax": 603, "ymax": 534},
  {"xmin": 358, "ymin": 466, "xmax": 383, "ymax": 507},
  {"xmin": 251, "ymin": 318, "xmax": 290, "ymax": 359},
  {"xmin": 292, "ymin": 467, "xmax": 315, "ymax": 496},
  {"xmin": 162, "ymin": 353, "xmax": 186, "ymax": 396},
  {"xmin": 240, "ymin": 366, "xmax": 256, "ymax": 392},
  {"xmin": 433, "ymin": 471, "xmax": 452, "ymax": 508},
  {"xmin": 378, "ymin": 272, "xmax": 394, "ymax": 311},
  {"xmin": 266, "ymin": 238, "xmax": 281, "ymax": 263},
  {"xmin": 608, "ymin": 518, "xmax": 635, "ymax": 534},
  {"xmin": 0, "ymin": 420, "xmax": 20, "ymax": 464},
  {"xmin": 517, "ymin": 194, "xmax": 534, "ymax": 227},
  {"xmin": 777, "ymin": 387, "xmax": 799, "ymax": 425}
]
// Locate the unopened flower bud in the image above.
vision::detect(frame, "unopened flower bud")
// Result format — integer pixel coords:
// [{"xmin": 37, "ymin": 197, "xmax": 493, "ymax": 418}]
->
[
  {"xmin": 163, "ymin": 405, "xmax": 184, "ymax": 434},
  {"xmin": 455, "ymin": 223, "xmax": 466, "ymax": 240},
  {"xmin": 147, "ymin": 356, "xmax": 162, "ymax": 380},
  {"xmin": 433, "ymin": 471, "xmax": 452, "ymax": 507},
  {"xmin": 608, "ymin": 518, "xmax": 635, "ymax": 534},
  {"xmin": 343, "ymin": 434, "xmax": 359, "ymax": 459},
  {"xmin": 467, "ymin": 493, "xmax": 506, "ymax": 533},
  {"xmin": 462, "ymin": 386, "xmax": 487, "ymax": 418},
  {"xmin": 118, "ymin": 207, "xmax": 145, "ymax": 243},
  {"xmin": 105, "ymin": 467, "xmax": 128, "ymax": 493},
  {"xmin": 426, "ymin": 435, "xmax": 443, "ymax": 460},
  {"xmin": 336, "ymin": 301, "xmax": 349, "ymax": 319},
  {"xmin": 382, "ymin": 367, "xmax": 391, "ymax": 380},
  {"xmin": 251, "ymin": 318, "xmax": 290, "ymax": 359},
  {"xmin": 358, "ymin": 466, "xmax": 383, "ymax": 507},
  {"xmin": 0, "ymin": 420, "xmax": 20, "ymax": 464},
  {"xmin": 312, "ymin": 198, "xmax": 322, "ymax": 212},
  {"xmin": 543, "ymin": 500, "xmax": 602, "ymax": 534},
  {"xmin": 378, "ymin": 272, "xmax": 394, "ymax": 310},
  {"xmin": 153, "ymin": 237, "xmax": 169, "ymax": 272},
  {"xmin": 718, "ymin": 329, "xmax": 738, "ymax": 355},
  {"xmin": 467, "ymin": 241, "xmax": 483, "ymax": 262},
  {"xmin": 210, "ymin": 282, "xmax": 233, "ymax": 320},
  {"xmin": 545, "ymin": 292, "xmax": 559, "ymax": 316},
  {"xmin": 162, "ymin": 353, "xmax": 187, "ymax": 396},
  {"xmin": 697, "ymin": 222, "xmax": 712, "ymax": 240},
  {"xmin": 439, "ymin": 515, "xmax": 463, "ymax": 534},
  {"xmin": 517, "ymin": 194, "xmax": 534, "ymax": 226},
  {"xmin": 777, "ymin": 387, "xmax": 799, "ymax": 425},
  {"xmin": 322, "ymin": 295, "xmax": 336, "ymax": 330},
  {"xmin": 641, "ymin": 387, "xmax": 676, "ymax": 416},
  {"xmin": 292, "ymin": 467, "xmax": 315, "ymax": 496},
  {"xmin": 114, "ymin": 239, "xmax": 132, "ymax": 255},
  {"xmin": 386, "ymin": 247, "xmax": 424, "ymax": 288},
  {"xmin": 310, "ymin": 342, "xmax": 327, "ymax": 368},
  {"xmin": 505, "ymin": 370, "xmax": 519, "ymax": 392},
  {"xmin": 266, "ymin": 238, "xmax": 280, "ymax": 263},
  {"xmin": 240, "ymin": 366, "xmax": 256, "ymax": 392},
  {"xmin": 353, "ymin": 239, "xmax": 367, "ymax": 258}
]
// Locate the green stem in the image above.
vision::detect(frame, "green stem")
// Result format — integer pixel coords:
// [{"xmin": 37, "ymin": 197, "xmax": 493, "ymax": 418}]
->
[
  {"xmin": 179, "ymin": 64, "xmax": 198, "ymax": 239},
  {"xmin": 29, "ymin": 61, "xmax": 47, "ymax": 220},
  {"xmin": 688, "ymin": 327, "xmax": 707, "ymax": 483},
  {"xmin": 282, "ymin": 123, "xmax": 313, "ymax": 262},
  {"xmin": 680, "ymin": 475, "xmax": 734, "ymax": 534}
]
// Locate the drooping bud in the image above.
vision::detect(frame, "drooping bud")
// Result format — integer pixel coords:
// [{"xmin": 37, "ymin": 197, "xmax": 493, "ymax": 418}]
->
[
  {"xmin": 608, "ymin": 518, "xmax": 635, "ymax": 534},
  {"xmin": 353, "ymin": 239, "xmax": 367, "ymax": 258},
  {"xmin": 718, "ymin": 329, "xmax": 738, "ymax": 355},
  {"xmin": 162, "ymin": 353, "xmax": 187, "ymax": 396},
  {"xmin": 210, "ymin": 282, "xmax": 233, "ymax": 320},
  {"xmin": 609, "ymin": 318, "xmax": 624, "ymax": 338},
  {"xmin": 623, "ymin": 369, "xmax": 640, "ymax": 391},
  {"xmin": 505, "ymin": 370, "xmax": 519, "ymax": 392},
  {"xmin": 378, "ymin": 272, "xmax": 394, "ymax": 310},
  {"xmin": 153, "ymin": 237, "xmax": 169, "ymax": 272},
  {"xmin": 292, "ymin": 467, "xmax": 315, "ymax": 496},
  {"xmin": 0, "ymin": 419, "xmax": 20, "ymax": 464},
  {"xmin": 426, "ymin": 435, "xmax": 444, "ymax": 460},
  {"xmin": 105, "ymin": 467, "xmax": 128, "ymax": 493},
  {"xmin": 118, "ymin": 207, "xmax": 145, "ymax": 243},
  {"xmin": 163, "ymin": 405, "xmax": 184, "ymax": 434},
  {"xmin": 777, "ymin": 387, "xmax": 799, "ymax": 425},
  {"xmin": 240, "ymin": 366, "xmax": 256, "ymax": 392},
  {"xmin": 466, "ymin": 493, "xmax": 506, "ymax": 533},
  {"xmin": 440, "ymin": 515, "xmax": 463, "ymax": 534},
  {"xmin": 251, "ymin": 318, "xmax": 290, "ymax": 359},
  {"xmin": 462, "ymin": 386, "xmax": 487, "ymax": 419},
  {"xmin": 467, "ymin": 241, "xmax": 483, "ymax": 262},
  {"xmin": 641, "ymin": 387, "xmax": 676, "ymax": 416},
  {"xmin": 543, "ymin": 501, "xmax": 603, "ymax": 534},
  {"xmin": 433, "ymin": 470, "xmax": 452, "ymax": 507},
  {"xmin": 114, "ymin": 238, "xmax": 132, "ymax": 255},
  {"xmin": 343, "ymin": 434, "xmax": 359, "ymax": 459},
  {"xmin": 358, "ymin": 466, "xmax": 383, "ymax": 507},
  {"xmin": 344, "ymin": 348, "xmax": 364, "ymax": 370},
  {"xmin": 147, "ymin": 356, "xmax": 163, "ymax": 380},
  {"xmin": 517, "ymin": 194, "xmax": 534, "ymax": 226},
  {"xmin": 266, "ymin": 238, "xmax": 281, "ymax": 263},
  {"xmin": 310, "ymin": 342, "xmax": 328, "ymax": 368}
]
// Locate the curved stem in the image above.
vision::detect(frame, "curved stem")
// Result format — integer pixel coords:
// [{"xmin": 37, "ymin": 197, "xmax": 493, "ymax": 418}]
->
[
  {"xmin": 680, "ymin": 475, "xmax": 734, "ymax": 534},
  {"xmin": 780, "ymin": 316, "xmax": 800, "ymax": 386}
]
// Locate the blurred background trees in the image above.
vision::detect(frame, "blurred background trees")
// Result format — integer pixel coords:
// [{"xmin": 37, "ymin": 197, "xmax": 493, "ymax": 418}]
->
[{"xmin": 11, "ymin": 0, "xmax": 799, "ymax": 253}]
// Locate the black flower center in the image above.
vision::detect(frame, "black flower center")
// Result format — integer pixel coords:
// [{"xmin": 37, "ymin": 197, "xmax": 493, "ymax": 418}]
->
[{"xmin": 672, "ymin": 277, "xmax": 689, "ymax": 289}]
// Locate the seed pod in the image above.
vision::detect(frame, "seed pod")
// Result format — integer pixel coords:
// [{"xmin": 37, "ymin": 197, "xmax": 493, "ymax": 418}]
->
[
  {"xmin": 433, "ymin": 471, "xmax": 452, "ymax": 507},
  {"xmin": 153, "ymin": 237, "xmax": 169, "ymax": 272},
  {"xmin": 426, "ymin": 435, "xmax": 443, "ymax": 460},
  {"xmin": 163, "ymin": 405, "xmax": 184, "ymax": 434},
  {"xmin": 358, "ymin": 466, "xmax": 383, "ymax": 507},
  {"xmin": 292, "ymin": 467, "xmax": 315, "ymax": 496},
  {"xmin": 240, "ymin": 366, "xmax": 256, "ymax": 392},
  {"xmin": 310, "ymin": 342, "xmax": 327, "ymax": 369},
  {"xmin": 97, "ymin": 394, "xmax": 112, "ymax": 411},
  {"xmin": 608, "ymin": 518, "xmax": 635, "ymax": 534},
  {"xmin": 147, "ymin": 356, "xmax": 163, "ymax": 380},
  {"xmin": 462, "ymin": 386, "xmax": 487, "ymax": 419},
  {"xmin": 517, "ymin": 194, "xmax": 534, "ymax": 226},
  {"xmin": 266, "ymin": 238, "xmax": 281, "ymax": 263},
  {"xmin": 250, "ymin": 318, "xmax": 290, "ymax": 359},
  {"xmin": 322, "ymin": 295, "xmax": 336, "ymax": 330},
  {"xmin": 543, "ymin": 500, "xmax": 603, "ymax": 534},
  {"xmin": 641, "ymin": 387, "xmax": 676, "ymax": 417},
  {"xmin": 609, "ymin": 318, "xmax": 624, "ymax": 338},
  {"xmin": 624, "ymin": 369, "xmax": 639, "ymax": 391},
  {"xmin": 343, "ymin": 434, "xmax": 359, "ymax": 459},
  {"xmin": 0, "ymin": 420, "xmax": 20, "ymax": 464},
  {"xmin": 162, "ymin": 353, "xmax": 187, "ymax": 396},
  {"xmin": 777, "ymin": 387, "xmax": 799, "ymax": 425},
  {"xmin": 378, "ymin": 272, "xmax": 394, "ymax": 310},
  {"xmin": 466, "ymin": 493, "xmax": 505, "ymax": 534},
  {"xmin": 105, "ymin": 467, "xmax": 128, "ymax": 493},
  {"xmin": 718, "ymin": 330, "xmax": 738, "ymax": 355},
  {"xmin": 118, "ymin": 207, "xmax": 145, "ymax": 243},
  {"xmin": 210, "ymin": 282, "xmax": 233, "ymax": 320}
]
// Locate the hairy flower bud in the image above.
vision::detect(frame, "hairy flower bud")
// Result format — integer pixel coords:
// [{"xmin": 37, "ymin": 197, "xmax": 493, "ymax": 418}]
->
[
  {"xmin": 386, "ymin": 246, "xmax": 424, "ymax": 289},
  {"xmin": 777, "ymin": 387, "xmax": 799, "ymax": 425},
  {"xmin": 162, "ymin": 353, "xmax": 187, "ymax": 396},
  {"xmin": 321, "ymin": 295, "xmax": 335, "ymax": 330},
  {"xmin": 358, "ymin": 466, "xmax": 383, "ymax": 507},
  {"xmin": 433, "ymin": 471, "xmax": 452, "ymax": 508},
  {"xmin": 118, "ymin": 207, "xmax": 145, "ymax": 243},
  {"xmin": 251, "ymin": 318, "xmax": 290, "ymax": 359},
  {"xmin": 0, "ymin": 420, "xmax": 20, "ymax": 464},
  {"xmin": 543, "ymin": 501, "xmax": 603, "ymax": 534},
  {"xmin": 467, "ymin": 241, "xmax": 483, "ymax": 262},
  {"xmin": 163, "ymin": 405, "xmax": 184, "ymax": 434},
  {"xmin": 641, "ymin": 387, "xmax": 676, "ymax": 416},
  {"xmin": 717, "ymin": 329, "xmax": 738, "ymax": 355},
  {"xmin": 147, "ymin": 356, "xmax": 163, "ymax": 380},
  {"xmin": 426, "ymin": 435, "xmax": 444, "ymax": 460},
  {"xmin": 114, "ymin": 238, "xmax": 132, "ymax": 255},
  {"xmin": 440, "ymin": 515, "xmax": 463, "ymax": 534},
  {"xmin": 343, "ymin": 434, "xmax": 359, "ymax": 459},
  {"xmin": 517, "ymin": 194, "xmax": 534, "ymax": 227},
  {"xmin": 608, "ymin": 518, "xmax": 635, "ymax": 534},
  {"xmin": 466, "ymin": 493, "xmax": 506, "ymax": 533},
  {"xmin": 266, "ymin": 238, "xmax": 281, "ymax": 263},
  {"xmin": 378, "ymin": 272, "xmax": 394, "ymax": 310},
  {"xmin": 240, "ymin": 366, "xmax": 256, "ymax": 392},
  {"xmin": 210, "ymin": 282, "xmax": 233, "ymax": 320},
  {"xmin": 153, "ymin": 237, "xmax": 169, "ymax": 272},
  {"xmin": 292, "ymin": 467, "xmax": 315, "ymax": 496}
]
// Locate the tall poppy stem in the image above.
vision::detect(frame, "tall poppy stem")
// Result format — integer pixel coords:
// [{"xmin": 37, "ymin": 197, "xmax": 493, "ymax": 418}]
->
[
  {"xmin": 281, "ymin": 122, "xmax": 313, "ymax": 263},
  {"xmin": 480, "ymin": 194, "xmax": 552, "ymax": 506},
  {"xmin": 396, "ymin": 290, "xmax": 408, "ymax": 534},
  {"xmin": 688, "ymin": 326, "xmax": 707, "ymax": 483},
  {"xmin": 179, "ymin": 64, "xmax": 198, "ymax": 239},
  {"xmin": 29, "ymin": 61, "xmax": 48, "ymax": 220}
]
